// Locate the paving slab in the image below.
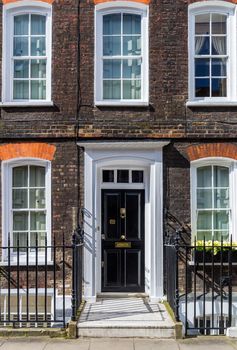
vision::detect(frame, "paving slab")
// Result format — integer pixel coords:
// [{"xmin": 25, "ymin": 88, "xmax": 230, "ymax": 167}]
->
[
  {"xmin": 134, "ymin": 339, "xmax": 179, "ymax": 350},
  {"xmin": 44, "ymin": 338, "xmax": 90, "ymax": 350},
  {"xmin": 0, "ymin": 337, "xmax": 49, "ymax": 350},
  {"xmin": 89, "ymin": 338, "xmax": 134, "ymax": 350},
  {"xmin": 178, "ymin": 338, "xmax": 235, "ymax": 350}
]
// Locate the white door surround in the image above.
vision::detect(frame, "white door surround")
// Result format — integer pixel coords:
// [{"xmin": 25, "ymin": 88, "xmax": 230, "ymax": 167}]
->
[{"xmin": 78, "ymin": 141, "xmax": 169, "ymax": 303}]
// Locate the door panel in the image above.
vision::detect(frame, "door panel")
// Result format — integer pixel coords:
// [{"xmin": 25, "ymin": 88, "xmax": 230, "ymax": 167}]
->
[{"xmin": 102, "ymin": 189, "xmax": 145, "ymax": 292}]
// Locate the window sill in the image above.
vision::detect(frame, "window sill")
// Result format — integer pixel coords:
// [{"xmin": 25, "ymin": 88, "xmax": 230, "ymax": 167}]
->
[
  {"xmin": 0, "ymin": 101, "xmax": 54, "ymax": 107},
  {"xmin": 0, "ymin": 260, "xmax": 54, "ymax": 266},
  {"xmin": 95, "ymin": 100, "xmax": 149, "ymax": 107},
  {"xmin": 188, "ymin": 261, "xmax": 237, "ymax": 266},
  {"xmin": 186, "ymin": 101, "xmax": 237, "ymax": 107}
]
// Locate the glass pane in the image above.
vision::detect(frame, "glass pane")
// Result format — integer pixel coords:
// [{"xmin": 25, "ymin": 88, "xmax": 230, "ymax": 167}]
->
[
  {"xmin": 31, "ymin": 15, "xmax": 46, "ymax": 35},
  {"xmin": 211, "ymin": 78, "xmax": 226, "ymax": 97},
  {"xmin": 103, "ymin": 60, "xmax": 121, "ymax": 79},
  {"xmin": 14, "ymin": 37, "xmax": 28, "ymax": 56},
  {"xmin": 212, "ymin": 14, "xmax": 227, "ymax": 34},
  {"xmin": 195, "ymin": 14, "xmax": 210, "ymax": 34},
  {"xmin": 31, "ymin": 60, "xmax": 46, "ymax": 78},
  {"xmin": 195, "ymin": 37, "xmax": 210, "ymax": 55},
  {"xmin": 30, "ymin": 166, "xmax": 45, "ymax": 187},
  {"xmin": 13, "ymin": 232, "xmax": 27, "ymax": 252},
  {"xmin": 13, "ymin": 166, "xmax": 28, "ymax": 187},
  {"xmin": 123, "ymin": 80, "xmax": 141, "ymax": 99},
  {"xmin": 212, "ymin": 37, "xmax": 226, "ymax": 55},
  {"xmin": 214, "ymin": 211, "xmax": 229, "ymax": 230},
  {"xmin": 197, "ymin": 166, "xmax": 212, "ymax": 187},
  {"xmin": 14, "ymin": 15, "xmax": 29, "ymax": 35},
  {"xmin": 214, "ymin": 189, "xmax": 229, "ymax": 209},
  {"xmin": 123, "ymin": 59, "xmax": 141, "ymax": 79},
  {"xmin": 197, "ymin": 231, "xmax": 212, "ymax": 241},
  {"xmin": 214, "ymin": 231, "xmax": 229, "ymax": 241},
  {"xmin": 117, "ymin": 169, "xmax": 129, "ymax": 183},
  {"xmin": 123, "ymin": 36, "xmax": 141, "ymax": 55},
  {"xmin": 132, "ymin": 170, "xmax": 143, "ymax": 183},
  {"xmin": 30, "ymin": 212, "xmax": 46, "ymax": 231},
  {"xmin": 195, "ymin": 78, "xmax": 210, "ymax": 97},
  {"xmin": 103, "ymin": 170, "xmax": 114, "ymax": 183},
  {"xmin": 30, "ymin": 232, "xmax": 46, "ymax": 250},
  {"xmin": 212, "ymin": 58, "xmax": 226, "ymax": 77},
  {"xmin": 103, "ymin": 36, "xmax": 121, "ymax": 56},
  {"xmin": 13, "ymin": 81, "xmax": 29, "ymax": 100},
  {"xmin": 103, "ymin": 80, "xmax": 121, "ymax": 99},
  {"xmin": 197, "ymin": 189, "xmax": 212, "ymax": 209},
  {"xmin": 30, "ymin": 189, "xmax": 45, "ymax": 209},
  {"xmin": 31, "ymin": 80, "xmax": 46, "ymax": 100},
  {"xmin": 31, "ymin": 37, "xmax": 46, "ymax": 56},
  {"xmin": 197, "ymin": 211, "xmax": 212, "ymax": 230},
  {"xmin": 214, "ymin": 166, "xmax": 229, "ymax": 187},
  {"xmin": 13, "ymin": 189, "xmax": 28, "ymax": 209},
  {"xmin": 195, "ymin": 58, "xmax": 209, "ymax": 77},
  {"xmin": 14, "ymin": 60, "xmax": 29, "ymax": 78},
  {"xmin": 13, "ymin": 212, "xmax": 28, "ymax": 231},
  {"xmin": 103, "ymin": 14, "xmax": 121, "ymax": 35},
  {"xmin": 123, "ymin": 14, "xmax": 141, "ymax": 34}
]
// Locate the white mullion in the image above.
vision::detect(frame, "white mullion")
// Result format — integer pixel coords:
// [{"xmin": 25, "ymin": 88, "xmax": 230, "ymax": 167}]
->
[
  {"xmin": 28, "ymin": 165, "xmax": 30, "ymax": 246},
  {"xmin": 210, "ymin": 14, "xmax": 212, "ymax": 98},
  {"xmin": 28, "ymin": 15, "xmax": 31, "ymax": 100},
  {"xmin": 211, "ymin": 165, "xmax": 214, "ymax": 239},
  {"xmin": 121, "ymin": 12, "xmax": 123, "ymax": 100}
]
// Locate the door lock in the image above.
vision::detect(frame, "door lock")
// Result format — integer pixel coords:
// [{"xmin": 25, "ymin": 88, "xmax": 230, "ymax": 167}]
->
[
  {"xmin": 120, "ymin": 208, "xmax": 126, "ymax": 219},
  {"xmin": 121, "ymin": 235, "xmax": 126, "ymax": 241}
]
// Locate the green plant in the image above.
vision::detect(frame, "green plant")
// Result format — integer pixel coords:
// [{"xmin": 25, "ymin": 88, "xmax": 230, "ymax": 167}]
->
[{"xmin": 195, "ymin": 240, "xmax": 237, "ymax": 255}]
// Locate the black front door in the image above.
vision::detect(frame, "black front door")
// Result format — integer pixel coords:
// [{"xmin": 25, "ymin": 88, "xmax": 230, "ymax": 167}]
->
[{"xmin": 101, "ymin": 189, "xmax": 145, "ymax": 292}]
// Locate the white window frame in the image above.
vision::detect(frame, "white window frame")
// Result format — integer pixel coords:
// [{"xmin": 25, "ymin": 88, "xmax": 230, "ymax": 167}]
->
[
  {"xmin": 95, "ymin": 1, "xmax": 149, "ymax": 106},
  {"xmin": 1, "ymin": 158, "xmax": 52, "ymax": 264},
  {"xmin": 190, "ymin": 157, "xmax": 237, "ymax": 243},
  {"xmin": 2, "ymin": 1, "xmax": 52, "ymax": 107},
  {"xmin": 187, "ymin": 1, "xmax": 237, "ymax": 107}
]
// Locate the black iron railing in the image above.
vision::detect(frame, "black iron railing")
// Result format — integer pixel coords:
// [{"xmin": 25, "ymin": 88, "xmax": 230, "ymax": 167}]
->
[
  {"xmin": 0, "ymin": 229, "xmax": 83, "ymax": 328},
  {"xmin": 165, "ymin": 234, "xmax": 235, "ymax": 336}
]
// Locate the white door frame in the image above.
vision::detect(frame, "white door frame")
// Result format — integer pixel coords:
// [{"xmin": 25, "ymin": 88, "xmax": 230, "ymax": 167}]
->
[{"xmin": 78, "ymin": 141, "xmax": 169, "ymax": 303}]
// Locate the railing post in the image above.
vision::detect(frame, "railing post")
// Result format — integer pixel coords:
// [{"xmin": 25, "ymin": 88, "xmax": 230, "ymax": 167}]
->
[
  {"xmin": 71, "ymin": 232, "xmax": 77, "ymax": 322},
  {"xmin": 175, "ymin": 232, "xmax": 180, "ymax": 322}
]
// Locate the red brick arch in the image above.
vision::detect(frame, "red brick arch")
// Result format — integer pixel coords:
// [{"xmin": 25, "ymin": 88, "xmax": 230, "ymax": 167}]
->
[
  {"xmin": 94, "ymin": 0, "xmax": 150, "ymax": 4},
  {"xmin": 186, "ymin": 143, "xmax": 237, "ymax": 162},
  {"xmin": 3, "ymin": 0, "xmax": 54, "ymax": 4},
  {"xmin": 0, "ymin": 143, "xmax": 56, "ymax": 161}
]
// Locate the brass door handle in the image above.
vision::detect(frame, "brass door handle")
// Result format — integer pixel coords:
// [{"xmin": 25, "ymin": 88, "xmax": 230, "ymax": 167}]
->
[
  {"xmin": 120, "ymin": 208, "xmax": 126, "ymax": 219},
  {"xmin": 121, "ymin": 235, "xmax": 126, "ymax": 240}
]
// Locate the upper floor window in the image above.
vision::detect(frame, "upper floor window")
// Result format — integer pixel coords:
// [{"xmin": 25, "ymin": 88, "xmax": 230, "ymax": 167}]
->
[
  {"xmin": 188, "ymin": 1, "xmax": 237, "ymax": 105},
  {"xmin": 95, "ymin": 2, "xmax": 148, "ymax": 106},
  {"xmin": 2, "ymin": 2, "xmax": 52, "ymax": 106}
]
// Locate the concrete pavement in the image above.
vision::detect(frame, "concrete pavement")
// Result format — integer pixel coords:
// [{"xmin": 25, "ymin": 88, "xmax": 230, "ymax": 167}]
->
[{"xmin": 0, "ymin": 337, "xmax": 237, "ymax": 349}]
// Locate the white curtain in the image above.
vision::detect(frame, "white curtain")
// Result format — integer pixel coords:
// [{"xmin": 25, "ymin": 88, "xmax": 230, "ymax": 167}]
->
[
  {"xmin": 212, "ymin": 37, "xmax": 226, "ymax": 95},
  {"xmin": 195, "ymin": 36, "xmax": 204, "ymax": 54}
]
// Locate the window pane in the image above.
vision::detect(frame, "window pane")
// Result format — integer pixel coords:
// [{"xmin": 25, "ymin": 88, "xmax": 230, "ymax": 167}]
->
[
  {"xmin": 103, "ymin": 14, "xmax": 121, "ymax": 35},
  {"xmin": 214, "ymin": 189, "xmax": 229, "ymax": 209},
  {"xmin": 123, "ymin": 59, "xmax": 141, "ymax": 79},
  {"xmin": 212, "ymin": 37, "xmax": 226, "ymax": 55},
  {"xmin": 197, "ymin": 211, "xmax": 212, "ymax": 230},
  {"xmin": 195, "ymin": 14, "xmax": 210, "ymax": 34},
  {"xmin": 197, "ymin": 167, "xmax": 212, "ymax": 187},
  {"xmin": 14, "ymin": 15, "xmax": 29, "ymax": 35},
  {"xmin": 212, "ymin": 14, "xmax": 227, "ymax": 34},
  {"xmin": 214, "ymin": 211, "xmax": 229, "ymax": 230},
  {"xmin": 195, "ymin": 58, "xmax": 209, "ymax": 77},
  {"xmin": 103, "ymin": 60, "xmax": 121, "ymax": 79},
  {"xmin": 103, "ymin": 170, "xmax": 114, "ymax": 183},
  {"xmin": 103, "ymin": 36, "xmax": 121, "ymax": 56},
  {"xmin": 31, "ymin": 60, "xmax": 46, "ymax": 78},
  {"xmin": 103, "ymin": 80, "xmax": 121, "ymax": 99},
  {"xmin": 14, "ymin": 60, "xmax": 29, "ymax": 78},
  {"xmin": 132, "ymin": 171, "xmax": 143, "ymax": 183},
  {"xmin": 31, "ymin": 15, "xmax": 46, "ymax": 35},
  {"xmin": 31, "ymin": 80, "xmax": 46, "ymax": 100},
  {"xmin": 123, "ymin": 36, "xmax": 141, "ymax": 55},
  {"xmin": 212, "ymin": 58, "xmax": 226, "ymax": 77},
  {"xmin": 117, "ymin": 170, "xmax": 129, "ymax": 183},
  {"xmin": 214, "ymin": 231, "xmax": 229, "ymax": 241},
  {"xmin": 123, "ymin": 80, "xmax": 141, "ymax": 99},
  {"xmin": 195, "ymin": 36, "xmax": 210, "ymax": 55},
  {"xmin": 30, "ymin": 189, "xmax": 45, "ymax": 209},
  {"xmin": 195, "ymin": 78, "xmax": 210, "ymax": 97},
  {"xmin": 13, "ymin": 189, "xmax": 28, "ymax": 209},
  {"xmin": 31, "ymin": 37, "xmax": 46, "ymax": 56},
  {"xmin": 13, "ymin": 212, "xmax": 28, "ymax": 231},
  {"xmin": 30, "ymin": 232, "xmax": 46, "ymax": 250},
  {"xmin": 214, "ymin": 166, "xmax": 229, "ymax": 187},
  {"xmin": 13, "ymin": 232, "xmax": 27, "ymax": 251},
  {"xmin": 30, "ymin": 166, "xmax": 45, "ymax": 187},
  {"xmin": 197, "ymin": 231, "xmax": 212, "ymax": 241},
  {"xmin": 197, "ymin": 189, "xmax": 212, "ymax": 209},
  {"xmin": 123, "ymin": 14, "xmax": 141, "ymax": 35},
  {"xmin": 14, "ymin": 37, "xmax": 28, "ymax": 56},
  {"xmin": 13, "ymin": 166, "xmax": 28, "ymax": 187},
  {"xmin": 212, "ymin": 78, "xmax": 226, "ymax": 97},
  {"xmin": 30, "ymin": 212, "xmax": 46, "ymax": 231},
  {"xmin": 13, "ymin": 81, "xmax": 29, "ymax": 100}
]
